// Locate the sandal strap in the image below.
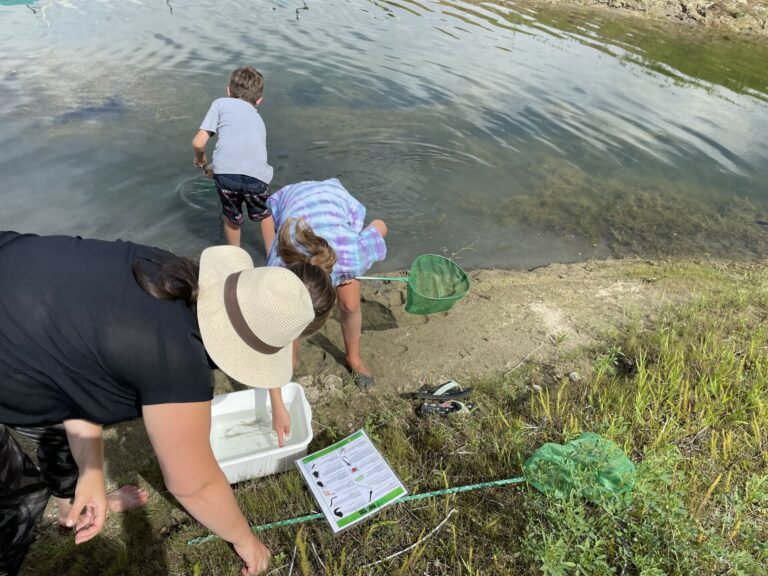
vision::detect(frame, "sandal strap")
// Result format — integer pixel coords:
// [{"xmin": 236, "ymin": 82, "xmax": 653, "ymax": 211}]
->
[
  {"xmin": 413, "ymin": 380, "xmax": 472, "ymax": 400},
  {"xmin": 432, "ymin": 380, "xmax": 461, "ymax": 396}
]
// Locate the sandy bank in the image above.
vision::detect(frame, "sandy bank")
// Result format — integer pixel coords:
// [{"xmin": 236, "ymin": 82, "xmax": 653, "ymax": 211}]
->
[
  {"xmin": 532, "ymin": 0, "xmax": 768, "ymax": 34},
  {"xmin": 292, "ymin": 259, "xmax": 710, "ymax": 404}
]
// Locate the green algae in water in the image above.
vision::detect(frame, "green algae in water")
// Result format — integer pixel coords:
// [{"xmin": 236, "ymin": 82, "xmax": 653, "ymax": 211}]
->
[
  {"xmin": 505, "ymin": 157, "xmax": 768, "ymax": 259},
  {"xmin": 528, "ymin": 2, "xmax": 768, "ymax": 99},
  {"xmin": 454, "ymin": 0, "xmax": 768, "ymax": 99}
]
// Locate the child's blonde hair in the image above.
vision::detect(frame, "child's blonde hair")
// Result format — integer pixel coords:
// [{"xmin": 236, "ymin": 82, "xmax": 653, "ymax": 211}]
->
[{"xmin": 278, "ymin": 218, "xmax": 337, "ymax": 274}]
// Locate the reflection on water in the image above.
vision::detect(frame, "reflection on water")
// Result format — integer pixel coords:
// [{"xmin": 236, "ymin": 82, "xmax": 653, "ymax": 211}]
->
[{"xmin": 0, "ymin": 0, "xmax": 766, "ymax": 270}]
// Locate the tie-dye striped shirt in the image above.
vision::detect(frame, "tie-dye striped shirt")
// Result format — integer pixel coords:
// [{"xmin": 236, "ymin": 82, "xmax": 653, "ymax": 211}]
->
[{"xmin": 266, "ymin": 179, "xmax": 387, "ymax": 286}]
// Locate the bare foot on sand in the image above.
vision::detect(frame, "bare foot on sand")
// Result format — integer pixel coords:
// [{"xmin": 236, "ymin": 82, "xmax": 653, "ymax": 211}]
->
[
  {"xmin": 347, "ymin": 358, "xmax": 374, "ymax": 378},
  {"xmin": 348, "ymin": 360, "xmax": 376, "ymax": 391},
  {"xmin": 56, "ymin": 485, "xmax": 149, "ymax": 527}
]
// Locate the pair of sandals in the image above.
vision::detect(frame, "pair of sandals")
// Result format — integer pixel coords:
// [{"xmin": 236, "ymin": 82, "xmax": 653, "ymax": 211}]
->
[{"xmin": 413, "ymin": 380, "xmax": 476, "ymax": 417}]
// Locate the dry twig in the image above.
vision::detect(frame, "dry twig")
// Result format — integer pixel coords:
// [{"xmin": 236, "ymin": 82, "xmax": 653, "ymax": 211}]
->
[
  {"xmin": 504, "ymin": 342, "xmax": 545, "ymax": 376},
  {"xmin": 287, "ymin": 541, "xmax": 298, "ymax": 576},
  {"xmin": 310, "ymin": 540, "xmax": 326, "ymax": 571},
  {"xmin": 361, "ymin": 508, "xmax": 458, "ymax": 569}
]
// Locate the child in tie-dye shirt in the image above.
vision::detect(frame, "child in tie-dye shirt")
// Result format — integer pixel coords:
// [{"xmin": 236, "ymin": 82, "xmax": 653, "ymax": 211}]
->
[{"xmin": 265, "ymin": 178, "xmax": 387, "ymax": 390}]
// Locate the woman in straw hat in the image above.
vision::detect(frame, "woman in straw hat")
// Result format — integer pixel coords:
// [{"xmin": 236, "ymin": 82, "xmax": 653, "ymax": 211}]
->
[{"xmin": 0, "ymin": 230, "xmax": 334, "ymax": 576}]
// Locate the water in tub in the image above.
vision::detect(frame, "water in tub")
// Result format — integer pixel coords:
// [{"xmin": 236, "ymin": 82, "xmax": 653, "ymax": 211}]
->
[{"xmin": 211, "ymin": 401, "xmax": 303, "ymax": 461}]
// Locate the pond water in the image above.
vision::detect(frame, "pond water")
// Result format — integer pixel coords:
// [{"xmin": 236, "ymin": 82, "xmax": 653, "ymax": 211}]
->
[{"xmin": 1, "ymin": 0, "xmax": 767, "ymax": 271}]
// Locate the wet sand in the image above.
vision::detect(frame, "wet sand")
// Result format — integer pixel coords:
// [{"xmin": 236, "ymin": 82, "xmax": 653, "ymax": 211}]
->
[{"xmin": 291, "ymin": 260, "xmax": 687, "ymax": 404}]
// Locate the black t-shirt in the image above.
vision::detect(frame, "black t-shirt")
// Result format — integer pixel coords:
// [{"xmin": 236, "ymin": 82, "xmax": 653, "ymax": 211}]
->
[{"xmin": 0, "ymin": 232, "xmax": 213, "ymax": 426}]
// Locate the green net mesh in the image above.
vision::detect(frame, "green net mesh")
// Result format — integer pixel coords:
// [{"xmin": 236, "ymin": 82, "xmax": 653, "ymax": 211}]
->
[
  {"xmin": 523, "ymin": 433, "xmax": 636, "ymax": 503},
  {"xmin": 405, "ymin": 254, "xmax": 471, "ymax": 315}
]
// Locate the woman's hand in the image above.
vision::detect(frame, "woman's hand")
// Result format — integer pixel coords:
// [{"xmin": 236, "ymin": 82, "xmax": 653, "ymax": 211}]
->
[
  {"xmin": 234, "ymin": 534, "xmax": 271, "ymax": 575},
  {"xmin": 65, "ymin": 469, "xmax": 108, "ymax": 544},
  {"xmin": 269, "ymin": 388, "xmax": 290, "ymax": 447},
  {"xmin": 62, "ymin": 419, "xmax": 108, "ymax": 544},
  {"xmin": 143, "ymin": 403, "xmax": 269, "ymax": 572}
]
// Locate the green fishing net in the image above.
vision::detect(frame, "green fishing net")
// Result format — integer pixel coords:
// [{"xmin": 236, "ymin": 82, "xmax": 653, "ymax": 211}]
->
[
  {"xmin": 405, "ymin": 254, "xmax": 470, "ymax": 315},
  {"xmin": 523, "ymin": 432, "xmax": 637, "ymax": 503}
]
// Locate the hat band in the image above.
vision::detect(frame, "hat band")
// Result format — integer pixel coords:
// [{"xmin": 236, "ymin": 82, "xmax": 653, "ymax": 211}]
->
[{"xmin": 223, "ymin": 271, "xmax": 282, "ymax": 355}]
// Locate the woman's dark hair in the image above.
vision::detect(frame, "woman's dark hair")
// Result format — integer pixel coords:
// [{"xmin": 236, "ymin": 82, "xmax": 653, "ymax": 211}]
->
[
  {"xmin": 133, "ymin": 229, "xmax": 337, "ymax": 336},
  {"xmin": 287, "ymin": 262, "xmax": 336, "ymax": 336},
  {"xmin": 132, "ymin": 255, "xmax": 200, "ymax": 311},
  {"xmin": 277, "ymin": 218, "xmax": 338, "ymax": 336}
]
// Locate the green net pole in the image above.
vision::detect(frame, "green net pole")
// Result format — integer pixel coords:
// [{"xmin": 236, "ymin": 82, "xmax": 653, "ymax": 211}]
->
[
  {"xmin": 401, "ymin": 476, "xmax": 525, "ymax": 503},
  {"xmin": 355, "ymin": 276, "xmax": 409, "ymax": 282},
  {"xmin": 187, "ymin": 476, "xmax": 526, "ymax": 546}
]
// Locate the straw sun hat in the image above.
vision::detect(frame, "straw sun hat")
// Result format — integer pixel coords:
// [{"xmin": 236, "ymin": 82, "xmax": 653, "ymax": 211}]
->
[{"xmin": 197, "ymin": 245, "xmax": 314, "ymax": 389}]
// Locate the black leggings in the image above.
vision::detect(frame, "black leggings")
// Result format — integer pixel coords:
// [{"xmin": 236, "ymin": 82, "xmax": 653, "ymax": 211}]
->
[{"xmin": 0, "ymin": 424, "xmax": 78, "ymax": 576}]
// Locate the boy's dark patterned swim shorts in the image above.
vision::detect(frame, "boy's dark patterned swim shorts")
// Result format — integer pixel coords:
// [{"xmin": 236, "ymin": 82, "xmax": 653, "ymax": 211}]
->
[{"xmin": 213, "ymin": 173, "xmax": 272, "ymax": 224}]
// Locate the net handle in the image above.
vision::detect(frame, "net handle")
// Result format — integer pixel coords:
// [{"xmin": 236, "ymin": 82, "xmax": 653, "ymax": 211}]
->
[{"xmin": 356, "ymin": 276, "xmax": 410, "ymax": 282}]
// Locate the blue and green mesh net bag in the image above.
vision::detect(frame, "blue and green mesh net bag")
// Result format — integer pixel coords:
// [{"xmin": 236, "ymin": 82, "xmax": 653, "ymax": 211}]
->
[
  {"xmin": 523, "ymin": 432, "xmax": 637, "ymax": 504},
  {"xmin": 358, "ymin": 254, "xmax": 470, "ymax": 315}
]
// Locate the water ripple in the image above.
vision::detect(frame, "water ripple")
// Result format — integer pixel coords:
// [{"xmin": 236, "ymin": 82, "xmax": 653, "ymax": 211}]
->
[{"xmin": 0, "ymin": 0, "xmax": 766, "ymax": 267}]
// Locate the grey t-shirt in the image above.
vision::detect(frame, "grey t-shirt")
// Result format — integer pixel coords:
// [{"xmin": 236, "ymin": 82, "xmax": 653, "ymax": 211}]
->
[{"xmin": 200, "ymin": 97, "xmax": 274, "ymax": 184}]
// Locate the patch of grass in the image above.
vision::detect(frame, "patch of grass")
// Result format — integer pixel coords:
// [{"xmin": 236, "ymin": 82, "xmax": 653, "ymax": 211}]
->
[
  {"xmin": 22, "ymin": 263, "xmax": 768, "ymax": 575},
  {"xmin": 524, "ymin": 264, "xmax": 768, "ymax": 574},
  {"xmin": 519, "ymin": 448, "xmax": 768, "ymax": 575}
]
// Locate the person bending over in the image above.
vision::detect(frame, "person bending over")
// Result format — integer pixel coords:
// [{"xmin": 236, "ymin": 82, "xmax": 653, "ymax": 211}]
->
[{"xmin": 0, "ymin": 231, "xmax": 334, "ymax": 576}]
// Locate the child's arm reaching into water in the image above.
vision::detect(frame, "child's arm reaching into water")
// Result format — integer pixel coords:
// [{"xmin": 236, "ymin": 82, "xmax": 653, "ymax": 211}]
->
[{"xmin": 192, "ymin": 129, "xmax": 212, "ymax": 169}]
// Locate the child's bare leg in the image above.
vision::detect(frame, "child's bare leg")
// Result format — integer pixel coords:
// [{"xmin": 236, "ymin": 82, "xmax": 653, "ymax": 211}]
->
[
  {"xmin": 336, "ymin": 280, "xmax": 372, "ymax": 377},
  {"xmin": 370, "ymin": 219, "xmax": 388, "ymax": 238},
  {"xmin": 223, "ymin": 218, "xmax": 241, "ymax": 247},
  {"xmin": 292, "ymin": 338, "xmax": 300, "ymax": 370},
  {"xmin": 261, "ymin": 215, "xmax": 276, "ymax": 254},
  {"xmin": 55, "ymin": 485, "xmax": 149, "ymax": 526}
]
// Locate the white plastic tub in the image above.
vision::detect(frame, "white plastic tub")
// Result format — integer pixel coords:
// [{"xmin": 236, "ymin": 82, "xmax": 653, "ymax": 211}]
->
[{"xmin": 210, "ymin": 383, "xmax": 313, "ymax": 484}]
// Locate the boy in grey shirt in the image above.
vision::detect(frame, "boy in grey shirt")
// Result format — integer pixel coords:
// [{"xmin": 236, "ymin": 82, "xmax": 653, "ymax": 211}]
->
[{"xmin": 192, "ymin": 67, "xmax": 275, "ymax": 248}]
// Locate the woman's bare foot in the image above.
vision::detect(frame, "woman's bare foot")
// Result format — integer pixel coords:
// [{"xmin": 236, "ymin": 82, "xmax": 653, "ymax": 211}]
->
[{"xmin": 56, "ymin": 485, "xmax": 149, "ymax": 527}]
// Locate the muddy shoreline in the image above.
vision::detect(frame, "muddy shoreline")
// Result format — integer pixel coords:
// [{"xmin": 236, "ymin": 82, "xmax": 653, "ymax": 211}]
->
[{"xmin": 289, "ymin": 259, "xmax": 746, "ymax": 408}]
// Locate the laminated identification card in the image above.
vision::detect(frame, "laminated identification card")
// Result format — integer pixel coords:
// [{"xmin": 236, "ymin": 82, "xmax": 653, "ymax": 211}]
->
[{"xmin": 296, "ymin": 429, "xmax": 408, "ymax": 533}]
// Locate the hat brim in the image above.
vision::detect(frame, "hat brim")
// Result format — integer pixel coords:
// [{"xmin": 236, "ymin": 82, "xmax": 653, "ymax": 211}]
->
[{"xmin": 197, "ymin": 246, "xmax": 292, "ymax": 389}]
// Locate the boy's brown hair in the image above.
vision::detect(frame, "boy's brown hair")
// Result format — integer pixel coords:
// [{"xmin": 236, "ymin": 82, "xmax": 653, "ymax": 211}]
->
[{"xmin": 229, "ymin": 67, "xmax": 264, "ymax": 105}]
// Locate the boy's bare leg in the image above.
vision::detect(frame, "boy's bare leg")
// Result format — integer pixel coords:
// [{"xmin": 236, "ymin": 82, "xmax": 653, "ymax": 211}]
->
[
  {"xmin": 261, "ymin": 215, "xmax": 276, "ymax": 254},
  {"xmin": 223, "ymin": 218, "xmax": 241, "ymax": 247},
  {"xmin": 336, "ymin": 280, "xmax": 373, "ymax": 378},
  {"xmin": 54, "ymin": 485, "xmax": 149, "ymax": 526}
]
